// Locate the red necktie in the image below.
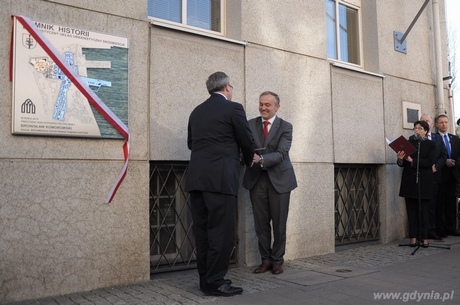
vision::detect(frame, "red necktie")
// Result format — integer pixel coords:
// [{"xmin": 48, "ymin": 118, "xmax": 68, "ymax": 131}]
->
[{"xmin": 263, "ymin": 121, "xmax": 270, "ymax": 139}]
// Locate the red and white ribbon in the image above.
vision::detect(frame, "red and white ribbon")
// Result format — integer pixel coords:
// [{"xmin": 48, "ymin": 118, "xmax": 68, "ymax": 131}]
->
[{"xmin": 13, "ymin": 15, "xmax": 130, "ymax": 204}]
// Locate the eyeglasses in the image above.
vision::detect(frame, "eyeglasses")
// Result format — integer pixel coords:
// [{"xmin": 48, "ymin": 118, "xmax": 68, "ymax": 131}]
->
[
  {"xmin": 228, "ymin": 84, "xmax": 233, "ymax": 90},
  {"xmin": 413, "ymin": 127, "xmax": 424, "ymax": 130}
]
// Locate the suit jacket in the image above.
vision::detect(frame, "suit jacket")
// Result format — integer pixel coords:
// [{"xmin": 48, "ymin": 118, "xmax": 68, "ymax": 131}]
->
[
  {"xmin": 185, "ymin": 93, "xmax": 255, "ymax": 196},
  {"xmin": 243, "ymin": 116, "xmax": 297, "ymax": 193},
  {"xmin": 398, "ymin": 137, "xmax": 436, "ymax": 199},
  {"xmin": 429, "ymin": 133, "xmax": 447, "ymax": 184},
  {"xmin": 437, "ymin": 132, "xmax": 460, "ymax": 182}
]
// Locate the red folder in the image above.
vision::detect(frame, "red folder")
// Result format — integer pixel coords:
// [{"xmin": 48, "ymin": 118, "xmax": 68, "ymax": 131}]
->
[{"xmin": 388, "ymin": 135, "xmax": 417, "ymax": 156}]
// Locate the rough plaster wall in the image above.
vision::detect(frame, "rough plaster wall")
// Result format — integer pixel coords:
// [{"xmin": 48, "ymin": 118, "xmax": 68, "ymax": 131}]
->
[
  {"xmin": 0, "ymin": 161, "xmax": 149, "ymax": 303},
  {"xmin": 1, "ymin": 0, "xmax": 150, "ymax": 303}
]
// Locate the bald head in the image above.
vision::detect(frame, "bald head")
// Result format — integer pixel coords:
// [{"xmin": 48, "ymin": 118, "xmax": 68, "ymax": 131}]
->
[{"xmin": 420, "ymin": 114, "xmax": 433, "ymax": 129}]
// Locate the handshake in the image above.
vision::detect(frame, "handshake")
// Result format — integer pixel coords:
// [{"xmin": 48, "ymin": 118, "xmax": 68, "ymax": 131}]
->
[
  {"xmin": 251, "ymin": 148, "xmax": 266, "ymax": 167},
  {"xmin": 241, "ymin": 148, "xmax": 266, "ymax": 167}
]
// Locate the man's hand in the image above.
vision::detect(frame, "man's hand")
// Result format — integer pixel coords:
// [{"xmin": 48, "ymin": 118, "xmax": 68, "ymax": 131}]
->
[
  {"xmin": 446, "ymin": 159, "xmax": 456, "ymax": 167},
  {"xmin": 252, "ymin": 153, "xmax": 261, "ymax": 164}
]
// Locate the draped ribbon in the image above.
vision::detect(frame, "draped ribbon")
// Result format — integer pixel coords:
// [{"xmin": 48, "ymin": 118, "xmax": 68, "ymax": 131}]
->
[{"xmin": 12, "ymin": 15, "xmax": 130, "ymax": 203}]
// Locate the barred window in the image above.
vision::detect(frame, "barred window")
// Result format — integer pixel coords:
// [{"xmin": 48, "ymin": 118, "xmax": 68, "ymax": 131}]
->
[{"xmin": 335, "ymin": 164, "xmax": 380, "ymax": 244}]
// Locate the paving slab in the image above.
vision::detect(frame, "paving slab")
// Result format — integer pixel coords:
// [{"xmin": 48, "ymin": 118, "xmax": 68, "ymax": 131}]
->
[{"xmin": 7, "ymin": 236, "xmax": 460, "ymax": 305}]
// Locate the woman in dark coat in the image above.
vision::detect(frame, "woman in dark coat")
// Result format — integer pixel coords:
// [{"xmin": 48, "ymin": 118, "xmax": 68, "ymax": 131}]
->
[{"xmin": 397, "ymin": 120, "xmax": 436, "ymax": 247}]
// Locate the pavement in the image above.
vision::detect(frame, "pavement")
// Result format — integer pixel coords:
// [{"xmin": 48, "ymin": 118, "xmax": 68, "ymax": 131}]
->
[{"xmin": 8, "ymin": 236, "xmax": 460, "ymax": 305}]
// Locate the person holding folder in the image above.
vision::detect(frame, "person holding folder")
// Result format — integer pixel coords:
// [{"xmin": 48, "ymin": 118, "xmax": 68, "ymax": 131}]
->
[
  {"xmin": 243, "ymin": 91, "xmax": 297, "ymax": 275},
  {"xmin": 396, "ymin": 120, "xmax": 436, "ymax": 247}
]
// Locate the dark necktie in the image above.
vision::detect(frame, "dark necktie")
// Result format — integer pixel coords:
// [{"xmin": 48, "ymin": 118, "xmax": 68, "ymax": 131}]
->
[
  {"xmin": 444, "ymin": 134, "xmax": 451, "ymax": 158},
  {"xmin": 263, "ymin": 121, "xmax": 270, "ymax": 139}
]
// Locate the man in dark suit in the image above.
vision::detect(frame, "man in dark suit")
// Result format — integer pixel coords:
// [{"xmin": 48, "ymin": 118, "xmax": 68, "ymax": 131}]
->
[
  {"xmin": 420, "ymin": 114, "xmax": 447, "ymax": 240},
  {"xmin": 436, "ymin": 114, "xmax": 460, "ymax": 237},
  {"xmin": 243, "ymin": 91, "xmax": 297, "ymax": 275},
  {"xmin": 186, "ymin": 72, "xmax": 254, "ymax": 296}
]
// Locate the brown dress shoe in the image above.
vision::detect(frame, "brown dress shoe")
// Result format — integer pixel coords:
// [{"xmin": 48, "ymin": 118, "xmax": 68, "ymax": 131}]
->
[
  {"xmin": 253, "ymin": 262, "xmax": 272, "ymax": 273},
  {"xmin": 271, "ymin": 264, "xmax": 284, "ymax": 274}
]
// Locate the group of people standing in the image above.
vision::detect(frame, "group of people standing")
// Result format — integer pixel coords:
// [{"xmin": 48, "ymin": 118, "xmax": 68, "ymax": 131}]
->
[
  {"xmin": 397, "ymin": 114, "xmax": 460, "ymax": 248},
  {"xmin": 185, "ymin": 72, "xmax": 297, "ymax": 296},
  {"xmin": 184, "ymin": 71, "xmax": 460, "ymax": 297}
]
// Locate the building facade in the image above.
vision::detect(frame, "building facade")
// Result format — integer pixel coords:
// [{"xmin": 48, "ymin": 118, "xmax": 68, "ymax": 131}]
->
[{"xmin": 0, "ymin": 0, "xmax": 452, "ymax": 303}]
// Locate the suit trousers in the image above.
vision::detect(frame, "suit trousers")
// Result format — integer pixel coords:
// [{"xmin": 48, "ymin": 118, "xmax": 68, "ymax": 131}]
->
[
  {"xmin": 436, "ymin": 179, "xmax": 457, "ymax": 235},
  {"xmin": 189, "ymin": 191, "xmax": 236, "ymax": 291},
  {"xmin": 250, "ymin": 171, "xmax": 290, "ymax": 265},
  {"xmin": 427, "ymin": 182, "xmax": 440, "ymax": 236}
]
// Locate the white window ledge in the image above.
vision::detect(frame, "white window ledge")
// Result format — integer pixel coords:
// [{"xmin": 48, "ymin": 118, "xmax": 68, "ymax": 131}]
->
[
  {"xmin": 331, "ymin": 61, "xmax": 385, "ymax": 78},
  {"xmin": 150, "ymin": 19, "xmax": 247, "ymax": 46}
]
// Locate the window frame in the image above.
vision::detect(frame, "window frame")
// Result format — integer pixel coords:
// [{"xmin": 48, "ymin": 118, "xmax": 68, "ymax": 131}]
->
[
  {"xmin": 148, "ymin": 0, "xmax": 226, "ymax": 37},
  {"xmin": 326, "ymin": 0, "xmax": 363, "ymax": 68}
]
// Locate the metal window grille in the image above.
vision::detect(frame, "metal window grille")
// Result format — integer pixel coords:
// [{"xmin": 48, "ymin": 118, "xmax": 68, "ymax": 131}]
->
[
  {"xmin": 149, "ymin": 162, "xmax": 237, "ymax": 274},
  {"xmin": 150, "ymin": 162, "xmax": 196, "ymax": 273},
  {"xmin": 334, "ymin": 164, "xmax": 380, "ymax": 244}
]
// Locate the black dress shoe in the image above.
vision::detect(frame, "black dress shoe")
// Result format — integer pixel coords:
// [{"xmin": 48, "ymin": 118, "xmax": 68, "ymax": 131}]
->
[
  {"xmin": 428, "ymin": 233, "xmax": 443, "ymax": 240},
  {"xmin": 437, "ymin": 232, "xmax": 448, "ymax": 238},
  {"xmin": 201, "ymin": 279, "xmax": 232, "ymax": 292},
  {"xmin": 203, "ymin": 283, "xmax": 243, "ymax": 297}
]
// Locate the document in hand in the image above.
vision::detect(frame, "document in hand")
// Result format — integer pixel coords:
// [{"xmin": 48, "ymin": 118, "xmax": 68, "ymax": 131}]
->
[
  {"xmin": 386, "ymin": 135, "xmax": 417, "ymax": 156},
  {"xmin": 255, "ymin": 147, "xmax": 266, "ymax": 155}
]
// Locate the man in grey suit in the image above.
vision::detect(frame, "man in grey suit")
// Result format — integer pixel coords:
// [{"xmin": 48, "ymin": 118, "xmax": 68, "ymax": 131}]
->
[
  {"xmin": 186, "ymin": 72, "xmax": 254, "ymax": 296},
  {"xmin": 243, "ymin": 91, "xmax": 297, "ymax": 275}
]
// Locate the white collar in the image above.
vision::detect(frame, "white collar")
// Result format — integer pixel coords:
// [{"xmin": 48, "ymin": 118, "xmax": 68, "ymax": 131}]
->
[
  {"xmin": 214, "ymin": 92, "xmax": 227, "ymax": 100},
  {"xmin": 263, "ymin": 116, "xmax": 276, "ymax": 125}
]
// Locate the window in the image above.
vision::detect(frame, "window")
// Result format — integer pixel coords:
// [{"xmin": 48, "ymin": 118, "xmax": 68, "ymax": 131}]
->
[
  {"xmin": 150, "ymin": 162, "xmax": 196, "ymax": 272},
  {"xmin": 326, "ymin": 0, "xmax": 361, "ymax": 65},
  {"xmin": 335, "ymin": 164, "xmax": 379, "ymax": 244},
  {"xmin": 148, "ymin": 0, "xmax": 222, "ymax": 33},
  {"xmin": 149, "ymin": 161, "xmax": 237, "ymax": 273}
]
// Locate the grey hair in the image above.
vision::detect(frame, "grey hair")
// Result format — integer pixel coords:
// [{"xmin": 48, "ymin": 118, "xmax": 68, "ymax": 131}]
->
[
  {"xmin": 259, "ymin": 91, "xmax": 280, "ymax": 104},
  {"xmin": 206, "ymin": 71, "xmax": 230, "ymax": 94}
]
